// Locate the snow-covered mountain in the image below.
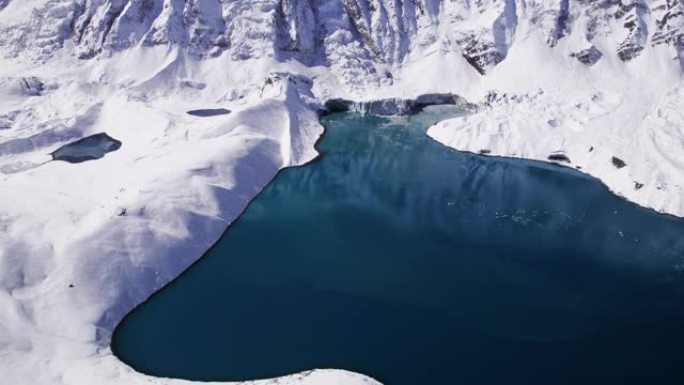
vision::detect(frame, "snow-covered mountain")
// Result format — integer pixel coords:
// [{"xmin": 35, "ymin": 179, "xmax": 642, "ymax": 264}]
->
[
  {"xmin": 0, "ymin": 1, "xmax": 682, "ymax": 385},
  {"xmin": 2, "ymin": 1, "xmax": 683, "ymax": 79}
]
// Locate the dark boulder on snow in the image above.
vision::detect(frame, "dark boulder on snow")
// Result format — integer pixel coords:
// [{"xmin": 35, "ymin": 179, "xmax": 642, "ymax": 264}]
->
[
  {"xmin": 570, "ymin": 46, "xmax": 603, "ymax": 66},
  {"xmin": 548, "ymin": 152, "xmax": 571, "ymax": 163},
  {"xmin": 611, "ymin": 156, "xmax": 627, "ymax": 169}
]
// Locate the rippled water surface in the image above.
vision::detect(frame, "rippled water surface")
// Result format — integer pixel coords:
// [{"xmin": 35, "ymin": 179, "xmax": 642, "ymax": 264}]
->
[{"xmin": 113, "ymin": 107, "xmax": 684, "ymax": 385}]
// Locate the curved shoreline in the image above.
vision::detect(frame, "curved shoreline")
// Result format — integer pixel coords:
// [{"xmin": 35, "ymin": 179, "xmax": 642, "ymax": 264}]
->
[
  {"xmin": 427, "ymin": 87, "xmax": 684, "ymax": 219},
  {"xmin": 110, "ymin": 105, "xmax": 684, "ymax": 384},
  {"xmin": 107, "ymin": 104, "xmax": 472, "ymax": 378},
  {"xmin": 0, "ymin": 34, "xmax": 681, "ymax": 385}
]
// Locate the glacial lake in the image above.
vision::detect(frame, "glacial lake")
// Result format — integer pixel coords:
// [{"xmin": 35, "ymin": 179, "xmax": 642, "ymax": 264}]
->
[{"xmin": 113, "ymin": 107, "xmax": 684, "ymax": 384}]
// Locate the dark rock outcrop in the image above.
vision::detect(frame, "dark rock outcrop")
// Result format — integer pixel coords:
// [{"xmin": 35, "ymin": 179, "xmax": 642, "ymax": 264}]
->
[
  {"xmin": 616, "ymin": 1, "xmax": 650, "ymax": 61},
  {"xmin": 323, "ymin": 99, "xmax": 354, "ymax": 114},
  {"xmin": 548, "ymin": 152, "xmax": 571, "ymax": 163},
  {"xmin": 459, "ymin": 37, "xmax": 506, "ymax": 75},
  {"xmin": 322, "ymin": 93, "xmax": 471, "ymax": 116},
  {"xmin": 611, "ymin": 156, "xmax": 627, "ymax": 169},
  {"xmin": 571, "ymin": 46, "xmax": 603, "ymax": 66}
]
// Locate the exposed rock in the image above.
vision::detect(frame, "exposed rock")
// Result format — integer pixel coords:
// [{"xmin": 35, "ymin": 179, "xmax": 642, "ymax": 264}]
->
[
  {"xmin": 651, "ymin": 0, "xmax": 684, "ymax": 47},
  {"xmin": 20, "ymin": 77, "xmax": 45, "ymax": 96},
  {"xmin": 459, "ymin": 39, "xmax": 506, "ymax": 75},
  {"xmin": 616, "ymin": 1, "xmax": 650, "ymax": 61},
  {"xmin": 611, "ymin": 156, "xmax": 627, "ymax": 169},
  {"xmin": 651, "ymin": 0, "xmax": 684, "ymax": 68},
  {"xmin": 571, "ymin": 46, "xmax": 603, "ymax": 66},
  {"xmin": 323, "ymin": 93, "xmax": 470, "ymax": 116},
  {"xmin": 618, "ymin": 43, "xmax": 646, "ymax": 61},
  {"xmin": 323, "ymin": 98, "xmax": 354, "ymax": 114},
  {"xmin": 548, "ymin": 152, "xmax": 571, "ymax": 163}
]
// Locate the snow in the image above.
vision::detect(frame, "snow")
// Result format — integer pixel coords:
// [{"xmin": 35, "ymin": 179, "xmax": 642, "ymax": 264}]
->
[
  {"xmin": 429, "ymin": 84, "xmax": 684, "ymax": 217},
  {"xmin": 428, "ymin": 12, "xmax": 684, "ymax": 217},
  {"xmin": 0, "ymin": 48, "xmax": 380, "ymax": 385},
  {"xmin": 0, "ymin": 1, "xmax": 682, "ymax": 385}
]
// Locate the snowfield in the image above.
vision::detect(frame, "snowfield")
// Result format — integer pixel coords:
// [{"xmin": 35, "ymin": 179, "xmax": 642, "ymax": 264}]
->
[
  {"xmin": 428, "ymin": 35, "xmax": 684, "ymax": 217},
  {"xmin": 0, "ymin": 50, "xmax": 380, "ymax": 385},
  {"xmin": 0, "ymin": 1, "xmax": 682, "ymax": 385}
]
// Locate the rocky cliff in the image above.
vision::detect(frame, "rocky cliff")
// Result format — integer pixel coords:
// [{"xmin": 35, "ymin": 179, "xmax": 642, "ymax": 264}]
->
[{"xmin": 1, "ymin": 1, "xmax": 682, "ymax": 85}]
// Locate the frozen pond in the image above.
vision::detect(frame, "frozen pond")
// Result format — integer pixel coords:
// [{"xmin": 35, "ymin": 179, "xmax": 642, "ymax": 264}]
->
[
  {"xmin": 113, "ymin": 107, "xmax": 684, "ymax": 384},
  {"xmin": 51, "ymin": 133, "xmax": 121, "ymax": 163},
  {"xmin": 186, "ymin": 108, "xmax": 231, "ymax": 117}
]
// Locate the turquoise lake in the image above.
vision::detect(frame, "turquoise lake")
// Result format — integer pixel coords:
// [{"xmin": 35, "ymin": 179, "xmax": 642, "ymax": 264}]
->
[{"xmin": 113, "ymin": 107, "xmax": 684, "ymax": 384}]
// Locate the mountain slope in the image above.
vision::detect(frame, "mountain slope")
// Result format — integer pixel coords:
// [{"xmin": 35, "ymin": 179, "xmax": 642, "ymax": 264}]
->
[{"xmin": 1, "ymin": 1, "xmax": 682, "ymax": 81}]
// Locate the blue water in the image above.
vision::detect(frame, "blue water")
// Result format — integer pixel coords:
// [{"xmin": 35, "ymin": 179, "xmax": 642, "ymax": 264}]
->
[{"xmin": 113, "ymin": 107, "xmax": 684, "ymax": 384}]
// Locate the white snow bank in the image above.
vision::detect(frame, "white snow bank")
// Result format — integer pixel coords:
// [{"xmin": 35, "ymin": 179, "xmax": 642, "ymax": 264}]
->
[
  {"xmin": 426, "ymin": 31, "xmax": 684, "ymax": 217},
  {"xmin": 429, "ymin": 85, "xmax": 684, "ymax": 217}
]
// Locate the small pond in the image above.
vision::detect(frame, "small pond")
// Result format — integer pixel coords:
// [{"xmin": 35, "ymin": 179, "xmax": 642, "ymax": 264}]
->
[
  {"xmin": 187, "ymin": 108, "xmax": 231, "ymax": 117},
  {"xmin": 51, "ymin": 133, "xmax": 121, "ymax": 163}
]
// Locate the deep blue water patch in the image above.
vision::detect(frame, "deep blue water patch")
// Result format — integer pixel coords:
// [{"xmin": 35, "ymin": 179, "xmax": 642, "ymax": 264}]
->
[
  {"xmin": 187, "ymin": 108, "xmax": 231, "ymax": 117},
  {"xmin": 113, "ymin": 107, "xmax": 684, "ymax": 385},
  {"xmin": 51, "ymin": 133, "xmax": 121, "ymax": 163}
]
